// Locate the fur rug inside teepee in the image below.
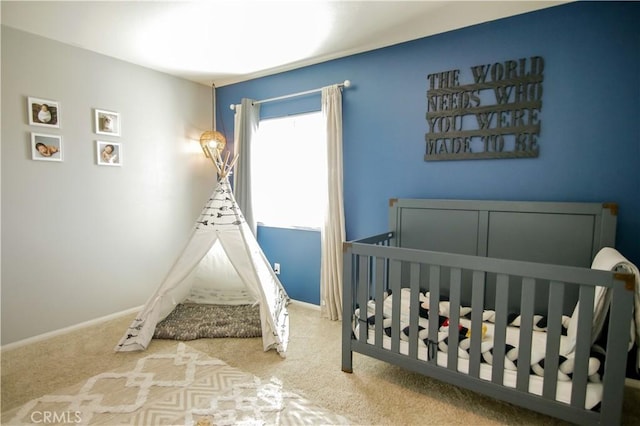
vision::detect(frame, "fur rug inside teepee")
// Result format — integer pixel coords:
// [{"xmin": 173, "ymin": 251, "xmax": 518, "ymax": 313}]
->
[{"xmin": 153, "ymin": 303, "xmax": 261, "ymax": 341}]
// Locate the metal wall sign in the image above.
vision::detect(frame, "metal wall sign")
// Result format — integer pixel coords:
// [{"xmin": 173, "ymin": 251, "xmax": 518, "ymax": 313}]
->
[{"xmin": 425, "ymin": 56, "xmax": 544, "ymax": 161}]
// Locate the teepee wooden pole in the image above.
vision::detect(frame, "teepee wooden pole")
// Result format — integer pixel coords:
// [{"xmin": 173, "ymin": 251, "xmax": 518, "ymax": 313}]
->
[
  {"xmin": 211, "ymin": 148, "xmax": 222, "ymax": 175},
  {"xmin": 208, "ymin": 149, "xmax": 237, "ymax": 179},
  {"xmin": 223, "ymin": 151, "xmax": 231, "ymax": 172},
  {"xmin": 227, "ymin": 154, "xmax": 240, "ymax": 173}
]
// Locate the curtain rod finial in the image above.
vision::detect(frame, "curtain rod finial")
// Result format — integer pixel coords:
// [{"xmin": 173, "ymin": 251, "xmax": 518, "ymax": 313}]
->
[
  {"xmin": 230, "ymin": 104, "xmax": 236, "ymax": 111},
  {"xmin": 343, "ymin": 80, "xmax": 351, "ymax": 88}
]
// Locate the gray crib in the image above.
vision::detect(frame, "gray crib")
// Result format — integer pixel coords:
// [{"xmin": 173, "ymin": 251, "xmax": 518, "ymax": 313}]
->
[{"xmin": 342, "ymin": 199, "xmax": 635, "ymax": 425}]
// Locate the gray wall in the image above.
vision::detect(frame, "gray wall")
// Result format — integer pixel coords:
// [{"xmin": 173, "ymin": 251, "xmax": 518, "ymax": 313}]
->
[{"xmin": 1, "ymin": 27, "xmax": 216, "ymax": 345}]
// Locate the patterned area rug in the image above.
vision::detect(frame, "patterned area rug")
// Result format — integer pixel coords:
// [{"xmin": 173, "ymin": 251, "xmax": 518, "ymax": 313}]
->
[{"xmin": 3, "ymin": 343, "xmax": 349, "ymax": 425}]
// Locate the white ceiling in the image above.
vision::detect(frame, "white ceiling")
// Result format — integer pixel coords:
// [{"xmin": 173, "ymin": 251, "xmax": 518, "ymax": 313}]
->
[{"xmin": 1, "ymin": 1, "xmax": 566, "ymax": 87}]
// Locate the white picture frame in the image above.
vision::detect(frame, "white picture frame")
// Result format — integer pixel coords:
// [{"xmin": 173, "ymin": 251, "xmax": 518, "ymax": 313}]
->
[
  {"xmin": 95, "ymin": 109, "xmax": 121, "ymax": 136},
  {"xmin": 28, "ymin": 97, "xmax": 60, "ymax": 128},
  {"xmin": 31, "ymin": 133, "xmax": 63, "ymax": 162},
  {"xmin": 96, "ymin": 141, "xmax": 122, "ymax": 166}
]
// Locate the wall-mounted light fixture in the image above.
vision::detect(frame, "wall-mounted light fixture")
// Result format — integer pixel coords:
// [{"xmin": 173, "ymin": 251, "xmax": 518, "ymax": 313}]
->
[{"xmin": 200, "ymin": 83, "xmax": 226, "ymax": 158}]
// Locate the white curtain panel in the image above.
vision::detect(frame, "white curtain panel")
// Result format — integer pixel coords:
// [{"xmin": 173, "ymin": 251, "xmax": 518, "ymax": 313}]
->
[
  {"xmin": 233, "ymin": 99, "xmax": 260, "ymax": 235},
  {"xmin": 320, "ymin": 85, "xmax": 345, "ymax": 320}
]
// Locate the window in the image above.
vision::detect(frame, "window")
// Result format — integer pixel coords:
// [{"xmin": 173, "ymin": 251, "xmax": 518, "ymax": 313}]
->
[{"xmin": 252, "ymin": 111, "xmax": 326, "ymax": 228}]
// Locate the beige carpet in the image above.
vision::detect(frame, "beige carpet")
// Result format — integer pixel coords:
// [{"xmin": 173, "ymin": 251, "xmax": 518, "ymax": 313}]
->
[
  {"xmin": 2, "ymin": 302, "xmax": 640, "ymax": 425},
  {"xmin": 2, "ymin": 342, "xmax": 347, "ymax": 425}
]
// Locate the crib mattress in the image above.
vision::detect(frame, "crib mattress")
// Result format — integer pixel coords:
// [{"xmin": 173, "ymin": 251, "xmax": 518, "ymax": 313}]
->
[
  {"xmin": 354, "ymin": 326, "xmax": 603, "ymax": 409},
  {"xmin": 353, "ymin": 289, "xmax": 604, "ymax": 409}
]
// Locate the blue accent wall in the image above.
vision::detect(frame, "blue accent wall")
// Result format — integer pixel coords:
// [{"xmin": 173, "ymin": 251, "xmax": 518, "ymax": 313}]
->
[
  {"xmin": 257, "ymin": 226, "xmax": 321, "ymax": 304},
  {"xmin": 218, "ymin": 2, "xmax": 640, "ymax": 304}
]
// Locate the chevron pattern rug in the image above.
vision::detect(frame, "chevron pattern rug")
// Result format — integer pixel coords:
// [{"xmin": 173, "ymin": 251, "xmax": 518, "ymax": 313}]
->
[{"xmin": 3, "ymin": 343, "xmax": 349, "ymax": 425}]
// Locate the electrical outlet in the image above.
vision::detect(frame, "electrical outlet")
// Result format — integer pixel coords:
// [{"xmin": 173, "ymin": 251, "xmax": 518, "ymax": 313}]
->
[{"xmin": 273, "ymin": 262, "xmax": 281, "ymax": 275}]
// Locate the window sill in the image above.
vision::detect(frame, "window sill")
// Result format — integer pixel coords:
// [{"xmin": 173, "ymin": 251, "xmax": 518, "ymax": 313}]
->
[{"xmin": 257, "ymin": 222, "xmax": 321, "ymax": 232}]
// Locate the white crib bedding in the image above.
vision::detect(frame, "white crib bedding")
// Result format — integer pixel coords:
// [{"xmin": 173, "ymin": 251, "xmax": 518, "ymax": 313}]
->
[{"xmin": 353, "ymin": 288, "xmax": 604, "ymax": 410}]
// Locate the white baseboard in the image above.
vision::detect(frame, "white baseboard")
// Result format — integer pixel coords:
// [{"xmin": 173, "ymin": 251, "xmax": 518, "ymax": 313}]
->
[
  {"xmin": 1, "ymin": 305, "xmax": 142, "ymax": 353},
  {"xmin": 289, "ymin": 299, "xmax": 321, "ymax": 311},
  {"xmin": 626, "ymin": 378, "xmax": 640, "ymax": 390},
  {"xmin": 2, "ymin": 300, "xmax": 319, "ymax": 352}
]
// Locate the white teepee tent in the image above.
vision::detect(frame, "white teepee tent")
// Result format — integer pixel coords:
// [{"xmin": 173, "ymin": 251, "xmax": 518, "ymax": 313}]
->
[{"xmin": 115, "ymin": 153, "xmax": 289, "ymax": 356}]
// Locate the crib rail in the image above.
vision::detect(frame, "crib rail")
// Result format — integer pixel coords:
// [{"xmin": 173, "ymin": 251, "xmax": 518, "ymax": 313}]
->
[
  {"xmin": 348, "ymin": 231, "xmax": 394, "ymax": 246},
  {"xmin": 342, "ymin": 240, "xmax": 634, "ymax": 425}
]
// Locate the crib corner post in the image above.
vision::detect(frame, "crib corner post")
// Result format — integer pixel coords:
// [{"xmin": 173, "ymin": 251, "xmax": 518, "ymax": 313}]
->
[
  {"xmin": 342, "ymin": 241, "xmax": 354, "ymax": 374},
  {"xmin": 341, "ymin": 349, "xmax": 353, "ymax": 374},
  {"xmin": 598, "ymin": 276, "xmax": 634, "ymax": 425}
]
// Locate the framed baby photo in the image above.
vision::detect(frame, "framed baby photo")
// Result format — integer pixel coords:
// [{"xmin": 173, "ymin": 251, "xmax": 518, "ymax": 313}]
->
[
  {"xmin": 31, "ymin": 133, "xmax": 63, "ymax": 162},
  {"xmin": 95, "ymin": 109, "xmax": 121, "ymax": 136},
  {"xmin": 28, "ymin": 97, "xmax": 60, "ymax": 128},
  {"xmin": 96, "ymin": 141, "xmax": 122, "ymax": 166}
]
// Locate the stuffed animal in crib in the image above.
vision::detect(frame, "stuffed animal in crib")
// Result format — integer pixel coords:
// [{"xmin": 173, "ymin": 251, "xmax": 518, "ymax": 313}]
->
[{"xmin": 441, "ymin": 317, "xmax": 487, "ymax": 339}]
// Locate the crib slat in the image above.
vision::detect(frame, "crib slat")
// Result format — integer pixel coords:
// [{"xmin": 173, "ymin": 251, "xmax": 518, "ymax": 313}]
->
[
  {"xmin": 491, "ymin": 273, "xmax": 509, "ymax": 385},
  {"xmin": 408, "ymin": 263, "xmax": 421, "ymax": 358},
  {"xmin": 570, "ymin": 285, "xmax": 595, "ymax": 408},
  {"xmin": 447, "ymin": 268, "xmax": 462, "ymax": 371},
  {"xmin": 516, "ymin": 277, "xmax": 536, "ymax": 392},
  {"xmin": 542, "ymin": 281, "xmax": 564, "ymax": 400},
  {"xmin": 374, "ymin": 257, "xmax": 386, "ymax": 347},
  {"xmin": 428, "ymin": 265, "xmax": 441, "ymax": 364},
  {"xmin": 469, "ymin": 270, "xmax": 485, "ymax": 378},
  {"xmin": 357, "ymin": 255, "xmax": 370, "ymax": 344},
  {"xmin": 389, "ymin": 259, "xmax": 402, "ymax": 353}
]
